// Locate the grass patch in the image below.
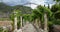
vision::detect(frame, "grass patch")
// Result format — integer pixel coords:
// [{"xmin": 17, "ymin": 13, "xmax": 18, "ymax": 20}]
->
[{"xmin": 0, "ymin": 18, "xmax": 11, "ymax": 21}]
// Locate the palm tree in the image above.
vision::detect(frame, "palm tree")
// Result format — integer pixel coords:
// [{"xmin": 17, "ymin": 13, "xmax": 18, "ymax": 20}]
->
[
  {"xmin": 23, "ymin": 14, "xmax": 31, "ymax": 22},
  {"xmin": 13, "ymin": 10, "xmax": 18, "ymax": 32},
  {"xmin": 51, "ymin": 4, "xmax": 60, "ymax": 19},
  {"xmin": 31, "ymin": 9, "xmax": 42, "ymax": 28},
  {"xmin": 13, "ymin": 9, "xmax": 22, "ymax": 32},
  {"xmin": 50, "ymin": 3, "xmax": 60, "ymax": 25},
  {"xmin": 36, "ymin": 5, "xmax": 52, "ymax": 32}
]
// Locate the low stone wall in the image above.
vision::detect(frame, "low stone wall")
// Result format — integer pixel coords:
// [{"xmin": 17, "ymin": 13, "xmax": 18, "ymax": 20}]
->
[
  {"xmin": 0, "ymin": 20, "xmax": 13, "ymax": 31},
  {"xmin": 49, "ymin": 25, "xmax": 60, "ymax": 32}
]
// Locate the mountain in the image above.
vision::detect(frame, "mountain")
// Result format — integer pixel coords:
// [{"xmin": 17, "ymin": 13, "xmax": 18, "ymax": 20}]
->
[
  {"xmin": 0, "ymin": 2, "xmax": 32, "ymax": 20},
  {"xmin": 1, "ymin": 0, "xmax": 28, "ymax": 6},
  {"xmin": 1, "ymin": 0, "xmax": 55, "ymax": 9},
  {"xmin": 12, "ymin": 5, "xmax": 32, "ymax": 14}
]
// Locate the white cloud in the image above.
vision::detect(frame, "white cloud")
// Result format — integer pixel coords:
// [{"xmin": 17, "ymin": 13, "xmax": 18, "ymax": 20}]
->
[
  {"xmin": 24, "ymin": 0, "xmax": 45, "ymax": 9},
  {"xmin": 25, "ymin": 4, "xmax": 38, "ymax": 9},
  {"xmin": 0, "ymin": 0, "xmax": 55, "ymax": 9},
  {"xmin": 24, "ymin": 0, "xmax": 55, "ymax": 9}
]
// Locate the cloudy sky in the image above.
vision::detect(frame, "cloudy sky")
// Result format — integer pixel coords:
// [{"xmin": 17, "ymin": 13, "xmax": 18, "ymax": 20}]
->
[{"xmin": 0, "ymin": 0, "xmax": 55, "ymax": 9}]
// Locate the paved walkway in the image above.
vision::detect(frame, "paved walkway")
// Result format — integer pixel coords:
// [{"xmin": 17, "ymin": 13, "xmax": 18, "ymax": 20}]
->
[{"xmin": 17, "ymin": 23, "xmax": 44, "ymax": 32}]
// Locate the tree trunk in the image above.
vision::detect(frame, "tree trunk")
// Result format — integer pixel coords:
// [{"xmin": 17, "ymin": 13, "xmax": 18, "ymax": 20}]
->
[
  {"xmin": 44, "ymin": 13, "xmax": 48, "ymax": 32},
  {"xmin": 23, "ymin": 19, "xmax": 25, "ymax": 27},
  {"xmin": 20, "ymin": 16, "xmax": 23, "ymax": 28},
  {"xmin": 38, "ymin": 18, "xmax": 41, "ymax": 28},
  {"xmin": 14, "ymin": 16, "xmax": 17, "ymax": 32},
  {"xmin": 35, "ymin": 19, "xmax": 39, "ymax": 28}
]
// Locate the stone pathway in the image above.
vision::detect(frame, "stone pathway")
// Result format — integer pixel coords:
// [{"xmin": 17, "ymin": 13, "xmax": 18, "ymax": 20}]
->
[{"xmin": 17, "ymin": 23, "xmax": 44, "ymax": 32}]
